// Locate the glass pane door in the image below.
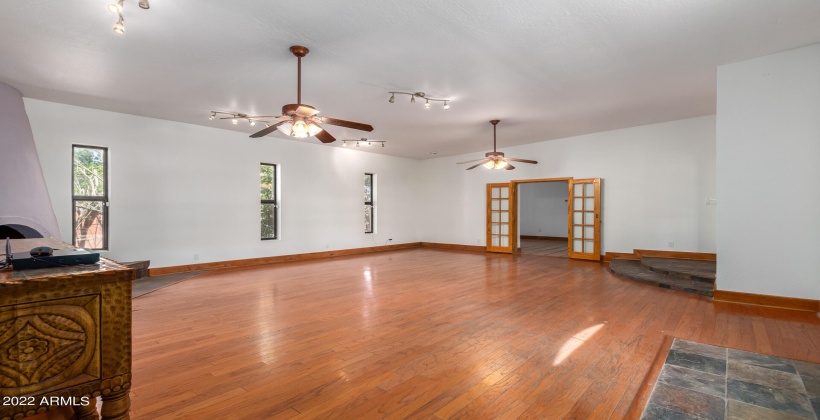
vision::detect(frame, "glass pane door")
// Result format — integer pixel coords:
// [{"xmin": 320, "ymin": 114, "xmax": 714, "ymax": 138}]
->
[
  {"xmin": 486, "ymin": 183, "xmax": 514, "ymax": 253},
  {"xmin": 568, "ymin": 178, "xmax": 601, "ymax": 260}
]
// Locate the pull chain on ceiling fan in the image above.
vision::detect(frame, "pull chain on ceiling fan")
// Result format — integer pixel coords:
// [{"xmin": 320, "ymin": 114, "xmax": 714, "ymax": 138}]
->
[
  {"xmin": 240, "ymin": 46, "xmax": 374, "ymax": 143},
  {"xmin": 457, "ymin": 120, "xmax": 538, "ymax": 170}
]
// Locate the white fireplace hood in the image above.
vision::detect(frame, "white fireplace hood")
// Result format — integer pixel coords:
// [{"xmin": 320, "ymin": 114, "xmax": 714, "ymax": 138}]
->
[{"xmin": 0, "ymin": 82, "xmax": 60, "ymax": 239}]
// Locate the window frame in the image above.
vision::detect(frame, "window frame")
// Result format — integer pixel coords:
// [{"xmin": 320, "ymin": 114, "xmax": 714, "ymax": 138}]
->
[
  {"xmin": 260, "ymin": 163, "xmax": 278, "ymax": 240},
  {"xmin": 71, "ymin": 144, "xmax": 109, "ymax": 250},
  {"xmin": 365, "ymin": 173, "xmax": 374, "ymax": 234}
]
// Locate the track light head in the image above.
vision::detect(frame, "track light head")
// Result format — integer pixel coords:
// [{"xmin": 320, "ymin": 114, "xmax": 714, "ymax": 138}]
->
[
  {"xmin": 113, "ymin": 14, "xmax": 125, "ymax": 34},
  {"xmin": 424, "ymin": 100, "xmax": 430, "ymax": 109},
  {"xmin": 208, "ymin": 113, "xmax": 216, "ymax": 120},
  {"xmin": 138, "ymin": 0, "xmax": 150, "ymax": 9},
  {"xmin": 389, "ymin": 94, "xmax": 395, "ymax": 103},
  {"xmin": 410, "ymin": 96, "xmax": 415, "ymax": 104},
  {"xmin": 249, "ymin": 120, "xmax": 256, "ymax": 126},
  {"xmin": 107, "ymin": 0, "xmax": 124, "ymax": 14},
  {"xmin": 444, "ymin": 101, "xmax": 450, "ymax": 110},
  {"xmin": 231, "ymin": 118, "xmax": 238, "ymax": 125}
]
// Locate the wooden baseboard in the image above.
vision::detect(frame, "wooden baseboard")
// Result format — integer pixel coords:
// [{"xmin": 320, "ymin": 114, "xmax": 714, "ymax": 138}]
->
[
  {"xmin": 149, "ymin": 242, "xmax": 422, "ymax": 276},
  {"xmin": 624, "ymin": 335, "xmax": 675, "ymax": 419},
  {"xmin": 603, "ymin": 252, "xmax": 640, "ymax": 262},
  {"xmin": 634, "ymin": 249, "xmax": 716, "ymax": 261},
  {"xmin": 520, "ymin": 235, "xmax": 567, "ymax": 241},
  {"xmin": 713, "ymin": 290, "xmax": 819, "ymax": 313},
  {"xmin": 604, "ymin": 249, "xmax": 716, "ymax": 262},
  {"xmin": 420, "ymin": 242, "xmax": 486, "ymax": 252}
]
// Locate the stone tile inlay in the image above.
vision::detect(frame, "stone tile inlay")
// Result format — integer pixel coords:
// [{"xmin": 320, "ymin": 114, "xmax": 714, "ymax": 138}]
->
[
  {"xmin": 641, "ymin": 339, "xmax": 820, "ymax": 420},
  {"xmin": 666, "ymin": 349, "xmax": 727, "ymax": 376}
]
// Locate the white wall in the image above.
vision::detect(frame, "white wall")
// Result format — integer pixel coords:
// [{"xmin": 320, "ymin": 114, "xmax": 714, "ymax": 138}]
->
[
  {"xmin": 24, "ymin": 99, "xmax": 423, "ymax": 268},
  {"xmin": 716, "ymin": 43, "xmax": 820, "ymax": 300},
  {"xmin": 518, "ymin": 182, "xmax": 568, "ymax": 237},
  {"xmin": 418, "ymin": 116, "xmax": 717, "ymax": 254}
]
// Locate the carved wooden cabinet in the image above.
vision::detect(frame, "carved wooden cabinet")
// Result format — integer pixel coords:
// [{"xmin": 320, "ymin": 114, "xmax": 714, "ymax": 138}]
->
[{"xmin": 0, "ymin": 239, "xmax": 134, "ymax": 420}]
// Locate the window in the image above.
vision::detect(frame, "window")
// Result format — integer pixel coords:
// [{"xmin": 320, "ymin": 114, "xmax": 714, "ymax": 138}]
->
[
  {"xmin": 364, "ymin": 173, "xmax": 374, "ymax": 233},
  {"xmin": 72, "ymin": 145, "xmax": 108, "ymax": 250},
  {"xmin": 261, "ymin": 163, "xmax": 278, "ymax": 239}
]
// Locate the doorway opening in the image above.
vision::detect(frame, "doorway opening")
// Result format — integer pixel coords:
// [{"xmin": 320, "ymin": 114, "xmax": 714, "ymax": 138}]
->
[
  {"xmin": 517, "ymin": 180, "xmax": 569, "ymax": 258},
  {"xmin": 486, "ymin": 177, "xmax": 601, "ymax": 261}
]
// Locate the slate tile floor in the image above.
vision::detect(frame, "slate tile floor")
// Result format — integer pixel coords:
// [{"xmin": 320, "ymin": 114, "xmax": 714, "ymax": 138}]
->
[{"xmin": 641, "ymin": 339, "xmax": 820, "ymax": 419}]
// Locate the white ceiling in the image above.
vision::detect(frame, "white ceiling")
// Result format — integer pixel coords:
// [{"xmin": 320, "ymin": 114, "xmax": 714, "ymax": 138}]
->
[{"xmin": 2, "ymin": 1, "xmax": 820, "ymax": 159}]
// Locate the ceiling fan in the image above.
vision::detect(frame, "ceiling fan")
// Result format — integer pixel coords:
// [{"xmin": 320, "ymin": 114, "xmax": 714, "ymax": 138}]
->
[
  {"xmin": 241, "ymin": 46, "xmax": 374, "ymax": 143},
  {"xmin": 458, "ymin": 120, "xmax": 538, "ymax": 170}
]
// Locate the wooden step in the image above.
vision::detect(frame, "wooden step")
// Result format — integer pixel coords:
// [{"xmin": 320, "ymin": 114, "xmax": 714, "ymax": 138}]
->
[
  {"xmin": 640, "ymin": 257, "xmax": 715, "ymax": 283},
  {"xmin": 609, "ymin": 259, "xmax": 714, "ymax": 297}
]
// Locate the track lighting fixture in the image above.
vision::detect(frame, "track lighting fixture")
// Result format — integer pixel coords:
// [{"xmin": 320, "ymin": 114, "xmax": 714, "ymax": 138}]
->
[
  {"xmin": 107, "ymin": 0, "xmax": 149, "ymax": 36},
  {"xmin": 341, "ymin": 138, "xmax": 386, "ymax": 148},
  {"xmin": 209, "ymin": 111, "xmax": 279, "ymax": 130},
  {"xmin": 389, "ymin": 91, "xmax": 452, "ymax": 110},
  {"xmin": 113, "ymin": 14, "xmax": 125, "ymax": 35}
]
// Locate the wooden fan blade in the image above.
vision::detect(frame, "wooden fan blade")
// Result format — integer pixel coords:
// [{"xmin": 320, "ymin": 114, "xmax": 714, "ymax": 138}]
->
[
  {"xmin": 506, "ymin": 158, "xmax": 538, "ymax": 164},
  {"xmin": 457, "ymin": 158, "xmax": 489, "ymax": 164},
  {"xmin": 504, "ymin": 163, "xmax": 516, "ymax": 170},
  {"xmin": 320, "ymin": 117, "xmax": 374, "ymax": 132},
  {"xmin": 466, "ymin": 160, "xmax": 490, "ymax": 170},
  {"xmin": 249, "ymin": 120, "xmax": 288, "ymax": 138},
  {"xmin": 295, "ymin": 105, "xmax": 320, "ymax": 117},
  {"xmin": 314, "ymin": 127, "xmax": 336, "ymax": 143}
]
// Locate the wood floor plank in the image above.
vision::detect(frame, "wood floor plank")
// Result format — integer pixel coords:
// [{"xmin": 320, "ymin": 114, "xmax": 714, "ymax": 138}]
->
[{"xmin": 129, "ymin": 249, "xmax": 820, "ymax": 418}]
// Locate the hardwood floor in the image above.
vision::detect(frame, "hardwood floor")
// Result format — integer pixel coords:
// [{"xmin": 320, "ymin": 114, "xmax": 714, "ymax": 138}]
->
[
  {"xmin": 129, "ymin": 249, "xmax": 820, "ymax": 419},
  {"xmin": 520, "ymin": 238, "xmax": 568, "ymax": 258}
]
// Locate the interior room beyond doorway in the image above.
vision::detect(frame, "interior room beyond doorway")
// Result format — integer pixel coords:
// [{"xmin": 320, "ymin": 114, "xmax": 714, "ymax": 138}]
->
[{"xmin": 518, "ymin": 180, "xmax": 569, "ymax": 258}]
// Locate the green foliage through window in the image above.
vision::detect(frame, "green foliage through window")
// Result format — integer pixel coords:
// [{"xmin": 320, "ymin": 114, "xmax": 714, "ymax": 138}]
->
[
  {"xmin": 261, "ymin": 164, "xmax": 277, "ymax": 239},
  {"xmin": 72, "ymin": 146, "xmax": 108, "ymax": 250}
]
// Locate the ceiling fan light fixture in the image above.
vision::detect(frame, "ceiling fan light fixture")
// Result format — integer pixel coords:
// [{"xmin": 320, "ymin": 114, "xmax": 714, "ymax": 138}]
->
[
  {"xmin": 291, "ymin": 120, "xmax": 309, "ymax": 138},
  {"xmin": 307, "ymin": 123, "xmax": 323, "ymax": 137}
]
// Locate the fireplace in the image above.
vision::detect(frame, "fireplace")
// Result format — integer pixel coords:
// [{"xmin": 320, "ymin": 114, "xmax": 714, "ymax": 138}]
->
[{"xmin": 0, "ymin": 82, "xmax": 60, "ymax": 240}]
